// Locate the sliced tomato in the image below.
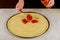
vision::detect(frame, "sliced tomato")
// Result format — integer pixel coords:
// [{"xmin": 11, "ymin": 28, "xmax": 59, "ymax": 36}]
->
[
  {"xmin": 22, "ymin": 19, "xmax": 28, "ymax": 24},
  {"xmin": 27, "ymin": 14, "xmax": 32, "ymax": 21},
  {"xmin": 31, "ymin": 20, "xmax": 38, "ymax": 23}
]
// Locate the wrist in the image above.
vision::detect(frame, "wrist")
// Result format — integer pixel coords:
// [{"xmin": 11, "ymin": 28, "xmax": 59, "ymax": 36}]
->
[{"xmin": 19, "ymin": 0, "xmax": 24, "ymax": 2}]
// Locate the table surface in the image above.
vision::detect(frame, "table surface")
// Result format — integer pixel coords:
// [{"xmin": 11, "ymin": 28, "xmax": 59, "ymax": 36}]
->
[{"xmin": 0, "ymin": 9, "xmax": 60, "ymax": 40}]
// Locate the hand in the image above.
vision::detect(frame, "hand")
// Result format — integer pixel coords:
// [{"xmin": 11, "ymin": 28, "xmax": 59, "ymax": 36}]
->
[
  {"xmin": 16, "ymin": 0, "xmax": 24, "ymax": 11},
  {"xmin": 41, "ymin": 0, "xmax": 55, "ymax": 8}
]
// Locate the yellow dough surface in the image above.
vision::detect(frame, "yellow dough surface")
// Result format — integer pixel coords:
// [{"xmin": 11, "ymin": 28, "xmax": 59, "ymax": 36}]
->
[{"xmin": 7, "ymin": 12, "xmax": 49, "ymax": 38}]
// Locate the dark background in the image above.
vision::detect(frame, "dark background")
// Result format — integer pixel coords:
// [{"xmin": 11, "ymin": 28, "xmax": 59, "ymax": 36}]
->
[
  {"xmin": 0, "ymin": 0, "xmax": 60, "ymax": 8},
  {"xmin": 0, "ymin": 0, "xmax": 18, "ymax": 8}
]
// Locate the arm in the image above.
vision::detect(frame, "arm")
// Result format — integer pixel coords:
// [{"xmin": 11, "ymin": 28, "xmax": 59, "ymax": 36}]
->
[{"xmin": 16, "ymin": 0, "xmax": 24, "ymax": 11}]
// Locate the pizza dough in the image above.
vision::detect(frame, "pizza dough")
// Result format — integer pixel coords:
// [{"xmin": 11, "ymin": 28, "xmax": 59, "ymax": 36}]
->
[{"xmin": 7, "ymin": 12, "xmax": 49, "ymax": 38}]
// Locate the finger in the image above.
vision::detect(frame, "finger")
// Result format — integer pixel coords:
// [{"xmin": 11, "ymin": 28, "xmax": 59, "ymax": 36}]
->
[
  {"xmin": 41, "ymin": 0, "xmax": 49, "ymax": 6},
  {"xmin": 17, "ymin": 6, "xmax": 23, "ymax": 11},
  {"xmin": 46, "ymin": 6, "xmax": 52, "ymax": 8},
  {"xmin": 48, "ymin": 0, "xmax": 54, "ymax": 6},
  {"xmin": 16, "ymin": 3, "xmax": 19, "ymax": 8},
  {"xmin": 46, "ymin": 0, "xmax": 54, "ymax": 7}
]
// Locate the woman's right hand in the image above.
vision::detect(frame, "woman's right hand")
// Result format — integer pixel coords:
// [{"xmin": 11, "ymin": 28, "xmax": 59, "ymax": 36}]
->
[
  {"xmin": 41, "ymin": 0, "xmax": 54, "ymax": 8},
  {"xmin": 16, "ymin": 0, "xmax": 24, "ymax": 11}
]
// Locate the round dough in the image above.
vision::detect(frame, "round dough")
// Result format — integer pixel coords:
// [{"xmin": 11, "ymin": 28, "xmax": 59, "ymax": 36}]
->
[{"xmin": 7, "ymin": 12, "xmax": 49, "ymax": 38}]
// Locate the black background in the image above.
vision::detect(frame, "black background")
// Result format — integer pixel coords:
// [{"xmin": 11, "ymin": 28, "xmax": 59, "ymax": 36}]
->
[{"xmin": 0, "ymin": 0, "xmax": 60, "ymax": 8}]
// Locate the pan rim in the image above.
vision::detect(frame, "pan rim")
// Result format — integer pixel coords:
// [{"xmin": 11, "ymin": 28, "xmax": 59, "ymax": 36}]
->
[{"xmin": 6, "ymin": 11, "xmax": 50, "ymax": 39}]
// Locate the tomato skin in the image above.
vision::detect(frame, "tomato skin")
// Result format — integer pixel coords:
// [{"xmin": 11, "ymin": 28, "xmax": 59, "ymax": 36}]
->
[
  {"xmin": 27, "ymin": 14, "xmax": 32, "ymax": 21},
  {"xmin": 31, "ymin": 20, "xmax": 38, "ymax": 23},
  {"xmin": 22, "ymin": 19, "xmax": 28, "ymax": 24}
]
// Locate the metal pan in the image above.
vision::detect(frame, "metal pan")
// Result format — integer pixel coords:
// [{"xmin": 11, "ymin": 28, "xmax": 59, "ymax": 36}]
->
[{"xmin": 6, "ymin": 11, "xmax": 50, "ymax": 39}]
